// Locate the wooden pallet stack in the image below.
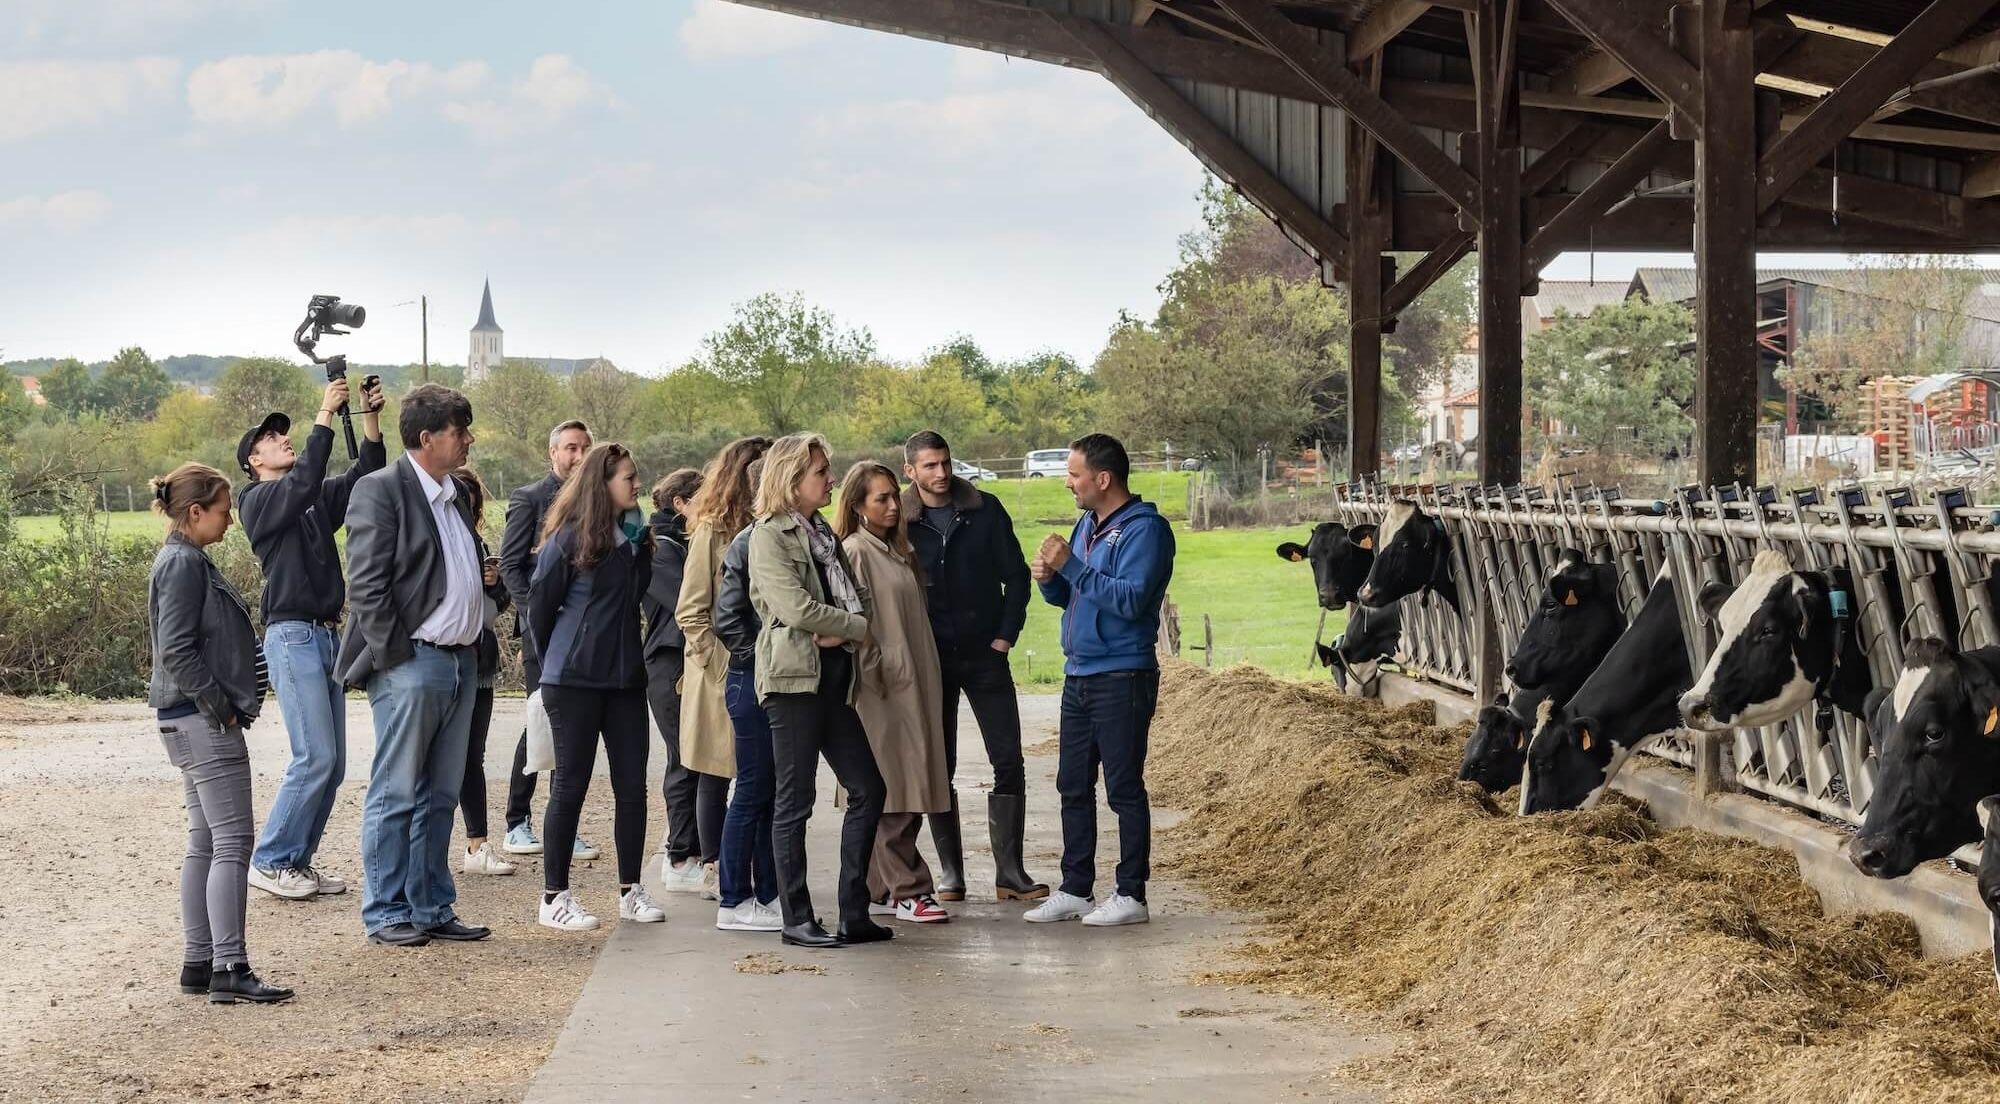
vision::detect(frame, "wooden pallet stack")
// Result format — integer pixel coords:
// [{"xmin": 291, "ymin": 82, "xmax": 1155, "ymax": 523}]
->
[{"xmin": 1859, "ymin": 375, "xmax": 1924, "ymax": 470}]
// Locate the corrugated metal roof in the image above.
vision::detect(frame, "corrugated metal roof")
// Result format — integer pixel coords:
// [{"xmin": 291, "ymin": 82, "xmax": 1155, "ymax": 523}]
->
[
  {"xmin": 1633, "ymin": 266, "xmax": 2000, "ymax": 322},
  {"xmin": 1527, "ymin": 280, "xmax": 1630, "ymax": 319}
]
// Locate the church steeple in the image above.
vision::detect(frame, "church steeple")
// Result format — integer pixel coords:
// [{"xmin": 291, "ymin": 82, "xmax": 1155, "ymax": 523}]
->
[
  {"xmin": 467, "ymin": 278, "xmax": 504, "ymax": 383},
  {"xmin": 473, "ymin": 278, "xmax": 502, "ymax": 333}
]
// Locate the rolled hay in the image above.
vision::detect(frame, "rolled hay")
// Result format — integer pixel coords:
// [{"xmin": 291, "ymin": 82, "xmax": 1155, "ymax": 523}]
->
[{"xmin": 1151, "ymin": 663, "xmax": 2000, "ymax": 1103}]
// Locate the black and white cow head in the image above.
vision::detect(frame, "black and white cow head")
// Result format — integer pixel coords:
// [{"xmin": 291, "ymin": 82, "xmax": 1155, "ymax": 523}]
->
[
  {"xmin": 1519, "ymin": 698, "xmax": 1630, "ymax": 814},
  {"xmin": 1679, "ymin": 550, "xmax": 1846, "ymax": 731},
  {"xmin": 1976, "ymin": 796, "xmax": 2000, "ymax": 993},
  {"xmin": 1848, "ymin": 639, "xmax": 2000, "ymax": 880},
  {"xmin": 1459, "ymin": 686, "xmax": 1544, "ymax": 793},
  {"xmin": 1275, "ymin": 521, "xmax": 1379, "ymax": 611},
  {"xmin": 1506, "ymin": 550, "xmax": 1624, "ymax": 699},
  {"xmin": 1355, "ymin": 500, "xmax": 1457, "ymax": 612},
  {"xmin": 1315, "ymin": 602, "xmax": 1402, "ymax": 697}
]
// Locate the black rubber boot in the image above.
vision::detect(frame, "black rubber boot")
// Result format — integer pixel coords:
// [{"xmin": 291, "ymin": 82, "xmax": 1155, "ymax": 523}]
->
[
  {"xmin": 207, "ymin": 963, "xmax": 295, "ymax": 1005},
  {"xmin": 927, "ymin": 790, "xmax": 966, "ymax": 902},
  {"xmin": 988, "ymin": 793, "xmax": 1049, "ymax": 901}
]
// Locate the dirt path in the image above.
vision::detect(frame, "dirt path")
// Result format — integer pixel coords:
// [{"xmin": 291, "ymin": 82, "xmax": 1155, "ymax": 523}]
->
[{"xmin": 0, "ymin": 695, "xmax": 629, "ymax": 1103}]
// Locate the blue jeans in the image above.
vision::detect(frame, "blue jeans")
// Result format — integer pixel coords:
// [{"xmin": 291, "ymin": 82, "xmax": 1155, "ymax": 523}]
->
[
  {"xmin": 361, "ymin": 643, "xmax": 476, "ymax": 934},
  {"xmin": 252, "ymin": 621, "xmax": 348, "ymax": 872},
  {"xmin": 718, "ymin": 668, "xmax": 776, "ymax": 909},
  {"xmin": 1057, "ymin": 669, "xmax": 1159, "ymax": 902}
]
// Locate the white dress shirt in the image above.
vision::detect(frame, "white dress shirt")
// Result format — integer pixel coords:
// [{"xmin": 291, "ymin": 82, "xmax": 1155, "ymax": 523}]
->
[{"xmin": 408, "ymin": 459, "xmax": 486, "ymax": 648}]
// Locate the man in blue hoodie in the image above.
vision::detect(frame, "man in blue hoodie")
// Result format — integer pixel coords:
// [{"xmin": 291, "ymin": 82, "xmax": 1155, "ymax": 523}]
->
[{"xmin": 1025, "ymin": 433, "xmax": 1174, "ymax": 928}]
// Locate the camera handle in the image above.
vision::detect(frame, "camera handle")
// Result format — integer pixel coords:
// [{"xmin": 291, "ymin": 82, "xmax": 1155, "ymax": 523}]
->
[{"xmin": 324, "ymin": 355, "xmax": 359, "ymax": 460}]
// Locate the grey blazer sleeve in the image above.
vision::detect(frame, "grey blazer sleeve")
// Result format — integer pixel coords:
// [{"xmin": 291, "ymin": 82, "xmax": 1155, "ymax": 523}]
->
[{"xmin": 343, "ymin": 473, "xmax": 406, "ymax": 672}]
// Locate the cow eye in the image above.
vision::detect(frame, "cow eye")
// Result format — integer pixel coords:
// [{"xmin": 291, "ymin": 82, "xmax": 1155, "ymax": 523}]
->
[
  {"xmin": 1924, "ymin": 727, "xmax": 1945, "ymax": 747},
  {"xmin": 1755, "ymin": 625, "xmax": 1779, "ymax": 641}
]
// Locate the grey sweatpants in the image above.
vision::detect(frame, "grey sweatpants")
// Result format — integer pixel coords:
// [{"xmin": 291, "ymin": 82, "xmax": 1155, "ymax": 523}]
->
[{"xmin": 159, "ymin": 712, "xmax": 255, "ymax": 968}]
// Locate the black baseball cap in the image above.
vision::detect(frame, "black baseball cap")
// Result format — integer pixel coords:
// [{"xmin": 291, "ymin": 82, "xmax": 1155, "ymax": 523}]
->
[{"xmin": 236, "ymin": 412, "xmax": 290, "ymax": 476}]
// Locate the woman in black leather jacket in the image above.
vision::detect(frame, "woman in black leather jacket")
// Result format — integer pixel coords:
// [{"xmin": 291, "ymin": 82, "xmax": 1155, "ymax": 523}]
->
[
  {"xmin": 146, "ymin": 462, "xmax": 293, "ymax": 1005},
  {"xmin": 711, "ymin": 459, "xmax": 782, "ymax": 933}
]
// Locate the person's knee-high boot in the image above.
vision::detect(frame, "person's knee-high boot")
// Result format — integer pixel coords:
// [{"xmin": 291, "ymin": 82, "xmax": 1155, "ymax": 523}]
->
[
  {"xmin": 927, "ymin": 790, "xmax": 965, "ymax": 902},
  {"xmin": 987, "ymin": 793, "xmax": 1048, "ymax": 901}
]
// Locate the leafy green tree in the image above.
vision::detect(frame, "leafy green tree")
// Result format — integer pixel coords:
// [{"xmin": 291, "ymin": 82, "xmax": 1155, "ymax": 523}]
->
[
  {"xmin": 0, "ymin": 373, "xmax": 30, "ymax": 443},
  {"xmin": 993, "ymin": 352, "xmax": 1098, "ymax": 454},
  {"xmin": 1785, "ymin": 255, "xmax": 1984, "ymax": 426},
  {"xmin": 213, "ymin": 357, "xmax": 321, "ymax": 429},
  {"xmin": 853, "ymin": 354, "xmax": 993, "ymax": 448},
  {"xmin": 95, "ymin": 347, "xmax": 174, "ymax": 420},
  {"xmin": 465, "ymin": 359, "xmax": 567, "ymax": 492},
  {"xmin": 697, "ymin": 292, "xmax": 873, "ymax": 435},
  {"xmin": 1523, "ymin": 297, "xmax": 1695, "ymax": 459},
  {"xmin": 568, "ymin": 361, "xmax": 641, "ymax": 443},
  {"xmin": 929, "ymin": 334, "xmax": 1001, "ymax": 399},
  {"xmin": 39, "ymin": 359, "xmax": 95, "ymax": 417},
  {"xmin": 638, "ymin": 364, "xmax": 742, "ymax": 437},
  {"xmin": 143, "ymin": 390, "xmax": 221, "ymax": 461}
]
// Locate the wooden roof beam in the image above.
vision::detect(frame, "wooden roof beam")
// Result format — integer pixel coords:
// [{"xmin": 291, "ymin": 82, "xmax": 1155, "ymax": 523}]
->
[
  {"xmin": 1349, "ymin": 0, "xmax": 1435, "ymax": 61},
  {"xmin": 1215, "ymin": 0, "xmax": 1483, "ymax": 215},
  {"xmin": 1757, "ymin": 0, "xmax": 2000, "ymax": 212},
  {"xmin": 1522, "ymin": 118, "xmax": 1675, "ymax": 278},
  {"xmin": 1541, "ymin": 0, "xmax": 1703, "ymax": 129},
  {"xmin": 1966, "ymin": 154, "xmax": 2000, "ymax": 198}
]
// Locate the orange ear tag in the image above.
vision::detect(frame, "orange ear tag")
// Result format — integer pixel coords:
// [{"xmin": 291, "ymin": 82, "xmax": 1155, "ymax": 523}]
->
[
  {"xmin": 1289, "ymin": 551, "xmax": 1304, "ymax": 562},
  {"xmin": 1562, "ymin": 592, "xmax": 1579, "ymax": 607},
  {"xmin": 1578, "ymin": 727, "xmax": 1595, "ymax": 751},
  {"xmin": 1358, "ymin": 536, "xmax": 1373, "ymax": 550},
  {"xmin": 1985, "ymin": 707, "xmax": 1997, "ymax": 736}
]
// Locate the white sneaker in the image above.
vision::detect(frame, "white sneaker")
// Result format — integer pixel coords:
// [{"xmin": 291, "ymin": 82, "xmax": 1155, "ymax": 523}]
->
[
  {"xmin": 301, "ymin": 864, "xmax": 347, "ymax": 895},
  {"xmin": 660, "ymin": 858, "xmax": 706, "ymax": 894},
  {"xmin": 699, "ymin": 861, "xmax": 718, "ymax": 902},
  {"xmin": 751, "ymin": 900, "xmax": 783, "ymax": 928},
  {"xmin": 619, "ymin": 884, "xmax": 666, "ymax": 923},
  {"xmin": 462, "ymin": 842, "xmax": 518, "ymax": 876},
  {"xmin": 503, "ymin": 822, "xmax": 543, "ymax": 855},
  {"xmin": 896, "ymin": 895, "xmax": 950, "ymax": 924},
  {"xmin": 715, "ymin": 899, "xmax": 783, "ymax": 932},
  {"xmin": 248, "ymin": 865, "xmax": 318, "ymax": 900},
  {"xmin": 868, "ymin": 899, "xmax": 896, "ymax": 917},
  {"xmin": 1024, "ymin": 889, "xmax": 1093, "ymax": 923},
  {"xmin": 539, "ymin": 890, "xmax": 600, "ymax": 932},
  {"xmin": 1081, "ymin": 893, "xmax": 1150, "ymax": 927}
]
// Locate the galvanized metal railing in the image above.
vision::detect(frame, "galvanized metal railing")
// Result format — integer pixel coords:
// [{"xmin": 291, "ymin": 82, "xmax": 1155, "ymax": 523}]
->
[{"xmin": 1332, "ymin": 478, "xmax": 2000, "ymax": 828}]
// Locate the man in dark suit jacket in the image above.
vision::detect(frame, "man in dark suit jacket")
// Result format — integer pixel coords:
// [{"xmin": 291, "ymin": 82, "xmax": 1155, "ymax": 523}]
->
[
  {"xmin": 338, "ymin": 384, "xmax": 492, "ymax": 948},
  {"xmin": 494, "ymin": 419, "xmax": 593, "ymax": 856}
]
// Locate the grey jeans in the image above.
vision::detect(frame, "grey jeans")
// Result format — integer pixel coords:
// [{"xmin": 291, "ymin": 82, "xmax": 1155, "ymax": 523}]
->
[{"xmin": 160, "ymin": 713, "xmax": 255, "ymax": 968}]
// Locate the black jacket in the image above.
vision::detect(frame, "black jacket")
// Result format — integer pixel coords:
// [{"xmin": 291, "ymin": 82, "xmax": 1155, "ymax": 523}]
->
[
  {"xmin": 474, "ymin": 530, "xmax": 511, "ymax": 681},
  {"xmin": 335, "ymin": 456, "xmax": 482, "ymax": 688},
  {"xmin": 642, "ymin": 509, "xmax": 691, "ymax": 658},
  {"xmin": 148, "ymin": 533, "xmax": 264, "ymax": 726},
  {"xmin": 238, "ymin": 423, "xmax": 386, "ymax": 625},
  {"xmin": 500, "ymin": 471, "xmax": 562, "ymax": 645},
  {"xmin": 529, "ymin": 523, "xmax": 653, "ymax": 690},
  {"xmin": 713, "ymin": 525, "xmax": 759, "ymax": 672},
  {"xmin": 903, "ymin": 476, "xmax": 1031, "ymax": 654}
]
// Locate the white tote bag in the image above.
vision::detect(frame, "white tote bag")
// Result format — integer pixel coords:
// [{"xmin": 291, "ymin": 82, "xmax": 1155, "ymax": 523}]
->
[{"xmin": 524, "ymin": 689, "xmax": 557, "ymax": 774}]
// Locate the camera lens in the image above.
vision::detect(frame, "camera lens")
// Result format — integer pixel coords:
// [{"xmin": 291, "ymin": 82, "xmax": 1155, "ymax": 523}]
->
[{"xmin": 327, "ymin": 302, "xmax": 366, "ymax": 328}]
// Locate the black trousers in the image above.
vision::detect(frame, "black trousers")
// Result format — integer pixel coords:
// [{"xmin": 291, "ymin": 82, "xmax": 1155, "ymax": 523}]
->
[
  {"xmin": 646, "ymin": 650, "xmax": 729, "ymax": 864},
  {"xmin": 764, "ymin": 681, "xmax": 886, "ymax": 929},
  {"xmin": 940, "ymin": 647, "xmax": 1026, "ymax": 795},
  {"xmin": 505, "ymin": 648, "xmax": 541, "ymax": 830},
  {"xmin": 540, "ymin": 685, "xmax": 650, "ymax": 890},
  {"xmin": 459, "ymin": 685, "xmax": 496, "ymax": 839},
  {"xmin": 1056, "ymin": 669, "xmax": 1158, "ymax": 902}
]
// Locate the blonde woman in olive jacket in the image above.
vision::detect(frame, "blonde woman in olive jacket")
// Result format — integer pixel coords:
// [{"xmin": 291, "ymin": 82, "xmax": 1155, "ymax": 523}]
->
[{"xmin": 746, "ymin": 433, "xmax": 890, "ymax": 949}]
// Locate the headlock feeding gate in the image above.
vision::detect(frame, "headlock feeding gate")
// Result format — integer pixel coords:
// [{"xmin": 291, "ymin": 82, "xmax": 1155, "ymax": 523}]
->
[{"xmin": 1334, "ymin": 480, "xmax": 2000, "ymax": 828}]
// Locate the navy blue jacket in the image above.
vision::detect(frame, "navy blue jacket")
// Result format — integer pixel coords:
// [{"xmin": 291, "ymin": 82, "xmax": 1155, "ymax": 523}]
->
[
  {"xmin": 1037, "ymin": 496, "xmax": 1175, "ymax": 676},
  {"xmin": 529, "ymin": 522, "xmax": 652, "ymax": 691}
]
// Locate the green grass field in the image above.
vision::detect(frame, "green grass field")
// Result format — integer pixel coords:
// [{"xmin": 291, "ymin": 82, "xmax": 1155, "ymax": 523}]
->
[{"xmin": 13, "ymin": 471, "xmax": 1335, "ymax": 688}]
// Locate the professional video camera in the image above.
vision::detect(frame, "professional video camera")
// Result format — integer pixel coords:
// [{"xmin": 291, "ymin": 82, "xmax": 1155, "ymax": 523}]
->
[{"xmin": 293, "ymin": 294, "xmax": 381, "ymax": 460}]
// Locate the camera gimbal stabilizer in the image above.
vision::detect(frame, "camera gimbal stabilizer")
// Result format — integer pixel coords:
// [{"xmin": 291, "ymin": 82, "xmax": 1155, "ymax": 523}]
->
[{"xmin": 293, "ymin": 294, "xmax": 380, "ymax": 460}]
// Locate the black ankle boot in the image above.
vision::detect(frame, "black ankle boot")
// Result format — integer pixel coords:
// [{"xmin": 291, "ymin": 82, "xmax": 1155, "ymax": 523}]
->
[
  {"xmin": 208, "ymin": 963, "xmax": 295, "ymax": 1004},
  {"xmin": 179, "ymin": 962, "xmax": 211, "ymax": 995}
]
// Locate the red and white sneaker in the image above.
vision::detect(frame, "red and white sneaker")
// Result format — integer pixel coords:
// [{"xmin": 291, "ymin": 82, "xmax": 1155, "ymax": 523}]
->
[{"xmin": 895, "ymin": 895, "xmax": 950, "ymax": 924}]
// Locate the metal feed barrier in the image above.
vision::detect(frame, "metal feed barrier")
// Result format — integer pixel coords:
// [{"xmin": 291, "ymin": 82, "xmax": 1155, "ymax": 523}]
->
[{"xmin": 1332, "ymin": 479, "xmax": 2000, "ymax": 828}]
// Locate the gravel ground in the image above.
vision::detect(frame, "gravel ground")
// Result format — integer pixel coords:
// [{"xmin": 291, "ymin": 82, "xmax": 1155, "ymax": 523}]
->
[{"xmin": 0, "ymin": 695, "xmax": 645, "ymax": 1104}]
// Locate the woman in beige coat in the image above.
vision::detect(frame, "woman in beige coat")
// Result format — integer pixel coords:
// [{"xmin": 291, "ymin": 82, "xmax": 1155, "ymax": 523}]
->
[
  {"xmin": 833, "ymin": 461, "xmax": 953, "ymax": 924},
  {"xmin": 670, "ymin": 435, "xmax": 770, "ymax": 895}
]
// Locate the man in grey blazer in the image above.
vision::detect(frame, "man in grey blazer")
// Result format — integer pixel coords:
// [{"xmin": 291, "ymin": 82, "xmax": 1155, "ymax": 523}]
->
[{"xmin": 338, "ymin": 385, "xmax": 491, "ymax": 947}]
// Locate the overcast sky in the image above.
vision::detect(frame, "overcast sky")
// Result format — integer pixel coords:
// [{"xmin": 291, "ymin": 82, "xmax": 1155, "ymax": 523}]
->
[{"xmin": 7, "ymin": 1, "xmax": 1986, "ymax": 376}]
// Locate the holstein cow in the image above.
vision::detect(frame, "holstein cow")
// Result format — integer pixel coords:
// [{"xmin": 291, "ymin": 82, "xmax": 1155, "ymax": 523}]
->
[
  {"xmin": 1275, "ymin": 522, "xmax": 1401, "ymax": 695},
  {"xmin": 1978, "ymin": 796, "xmax": 2000, "ymax": 991},
  {"xmin": 1354, "ymin": 500, "xmax": 1459, "ymax": 612},
  {"xmin": 1458, "ymin": 551, "xmax": 1627, "ymax": 793},
  {"xmin": 1846, "ymin": 638, "xmax": 2000, "ymax": 879},
  {"xmin": 1678, "ymin": 549, "xmax": 1872, "ymax": 733},
  {"xmin": 1520, "ymin": 568, "xmax": 1693, "ymax": 813}
]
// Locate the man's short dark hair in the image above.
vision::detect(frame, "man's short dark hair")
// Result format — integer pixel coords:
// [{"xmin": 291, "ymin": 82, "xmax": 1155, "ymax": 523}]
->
[
  {"xmin": 400, "ymin": 384, "xmax": 473, "ymax": 450},
  {"xmin": 1070, "ymin": 432, "xmax": 1130, "ymax": 483},
  {"xmin": 904, "ymin": 430, "xmax": 950, "ymax": 463}
]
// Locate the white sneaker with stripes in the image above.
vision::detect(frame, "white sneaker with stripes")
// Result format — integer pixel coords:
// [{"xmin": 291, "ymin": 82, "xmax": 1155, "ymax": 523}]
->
[{"xmin": 539, "ymin": 890, "xmax": 600, "ymax": 932}]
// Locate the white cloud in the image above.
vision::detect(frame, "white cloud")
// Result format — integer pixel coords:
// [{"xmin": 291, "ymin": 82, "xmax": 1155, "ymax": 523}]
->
[
  {"xmin": 0, "ymin": 58, "xmax": 181, "ymax": 143},
  {"xmin": 0, "ymin": 191, "xmax": 113, "ymax": 232},
  {"xmin": 186, "ymin": 50, "xmax": 488, "ymax": 130},
  {"xmin": 442, "ymin": 55, "xmax": 617, "ymax": 145},
  {"xmin": 679, "ymin": 0, "xmax": 829, "ymax": 63},
  {"xmin": 4, "ymin": 0, "xmax": 272, "ymax": 49}
]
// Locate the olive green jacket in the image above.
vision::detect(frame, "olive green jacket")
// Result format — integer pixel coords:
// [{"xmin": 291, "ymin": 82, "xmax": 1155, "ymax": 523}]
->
[{"xmin": 746, "ymin": 512, "xmax": 871, "ymax": 702}]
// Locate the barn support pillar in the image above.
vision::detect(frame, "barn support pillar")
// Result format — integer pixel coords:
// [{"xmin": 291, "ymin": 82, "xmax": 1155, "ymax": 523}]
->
[
  {"xmin": 1693, "ymin": 0, "xmax": 1760, "ymax": 486},
  {"xmin": 1347, "ymin": 115, "xmax": 1385, "ymax": 483},
  {"xmin": 1469, "ymin": 0, "xmax": 1523, "ymax": 703}
]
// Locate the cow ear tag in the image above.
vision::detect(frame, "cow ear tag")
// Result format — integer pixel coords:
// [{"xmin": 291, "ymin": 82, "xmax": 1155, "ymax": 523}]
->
[
  {"xmin": 1562, "ymin": 591, "xmax": 1579, "ymax": 607},
  {"xmin": 1358, "ymin": 535, "xmax": 1374, "ymax": 550},
  {"xmin": 1985, "ymin": 707, "xmax": 1997, "ymax": 736},
  {"xmin": 1578, "ymin": 727, "xmax": 1595, "ymax": 751},
  {"xmin": 1515, "ymin": 731, "xmax": 1528, "ymax": 750},
  {"xmin": 1288, "ymin": 551, "xmax": 1304, "ymax": 562}
]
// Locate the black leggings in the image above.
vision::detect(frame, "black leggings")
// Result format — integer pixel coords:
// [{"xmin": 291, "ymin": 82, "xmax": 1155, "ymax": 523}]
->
[
  {"xmin": 458, "ymin": 685, "xmax": 497, "ymax": 839},
  {"xmin": 540, "ymin": 685, "xmax": 650, "ymax": 890}
]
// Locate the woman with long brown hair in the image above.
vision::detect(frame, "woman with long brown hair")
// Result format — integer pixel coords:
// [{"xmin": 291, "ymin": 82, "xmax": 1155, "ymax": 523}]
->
[
  {"xmin": 833, "ymin": 462, "xmax": 953, "ymax": 923},
  {"xmin": 528, "ymin": 442, "xmax": 662, "ymax": 931},
  {"xmin": 671, "ymin": 435, "xmax": 772, "ymax": 897}
]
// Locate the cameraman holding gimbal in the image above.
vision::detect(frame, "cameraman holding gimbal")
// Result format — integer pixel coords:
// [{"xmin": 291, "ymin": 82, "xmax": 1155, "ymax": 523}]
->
[{"xmin": 239, "ymin": 370, "xmax": 387, "ymax": 902}]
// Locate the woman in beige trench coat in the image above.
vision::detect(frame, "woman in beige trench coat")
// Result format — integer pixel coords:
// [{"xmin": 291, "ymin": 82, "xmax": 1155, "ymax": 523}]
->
[
  {"xmin": 670, "ymin": 435, "xmax": 771, "ymax": 894},
  {"xmin": 833, "ymin": 461, "xmax": 953, "ymax": 924}
]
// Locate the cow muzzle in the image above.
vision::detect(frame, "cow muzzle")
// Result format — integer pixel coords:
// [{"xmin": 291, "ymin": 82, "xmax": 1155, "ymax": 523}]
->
[
  {"xmin": 1846, "ymin": 835, "xmax": 1914, "ymax": 880},
  {"xmin": 1678, "ymin": 691, "xmax": 1725, "ymax": 731}
]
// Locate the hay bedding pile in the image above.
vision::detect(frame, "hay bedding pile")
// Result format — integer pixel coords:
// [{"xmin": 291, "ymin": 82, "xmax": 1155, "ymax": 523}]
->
[{"xmin": 1150, "ymin": 664, "xmax": 2000, "ymax": 1103}]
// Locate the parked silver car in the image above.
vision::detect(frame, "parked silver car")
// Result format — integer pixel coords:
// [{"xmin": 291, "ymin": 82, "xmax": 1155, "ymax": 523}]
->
[{"xmin": 1023, "ymin": 449, "xmax": 1068, "ymax": 478}]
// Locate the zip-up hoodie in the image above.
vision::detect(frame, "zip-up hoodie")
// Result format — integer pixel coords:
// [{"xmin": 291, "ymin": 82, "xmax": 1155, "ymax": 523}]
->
[{"xmin": 1036, "ymin": 496, "xmax": 1175, "ymax": 676}]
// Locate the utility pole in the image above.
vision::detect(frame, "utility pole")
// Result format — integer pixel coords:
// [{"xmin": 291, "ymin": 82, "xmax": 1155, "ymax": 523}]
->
[{"xmin": 421, "ymin": 294, "xmax": 429, "ymax": 383}]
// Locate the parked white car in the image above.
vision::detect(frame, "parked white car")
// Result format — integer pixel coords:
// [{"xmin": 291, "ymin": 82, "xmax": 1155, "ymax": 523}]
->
[
  {"xmin": 1023, "ymin": 449, "xmax": 1069, "ymax": 478},
  {"xmin": 953, "ymin": 459, "xmax": 998, "ymax": 482}
]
